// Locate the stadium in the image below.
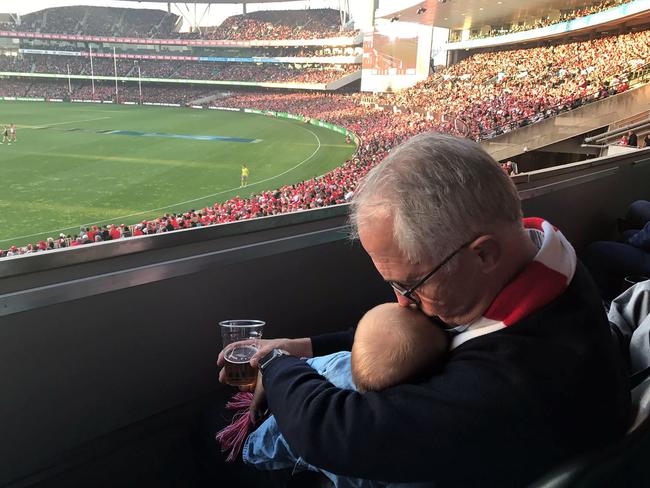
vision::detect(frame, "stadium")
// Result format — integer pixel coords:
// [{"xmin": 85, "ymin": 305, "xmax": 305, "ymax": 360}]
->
[{"xmin": 1, "ymin": 0, "xmax": 650, "ymax": 486}]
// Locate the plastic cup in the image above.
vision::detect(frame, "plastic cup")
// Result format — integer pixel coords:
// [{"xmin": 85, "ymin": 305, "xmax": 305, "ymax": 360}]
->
[{"xmin": 220, "ymin": 320, "xmax": 265, "ymax": 387}]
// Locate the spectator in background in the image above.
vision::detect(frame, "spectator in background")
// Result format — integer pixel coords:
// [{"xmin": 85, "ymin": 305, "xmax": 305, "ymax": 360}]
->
[
  {"xmin": 628, "ymin": 130, "xmax": 638, "ymax": 147},
  {"xmin": 584, "ymin": 200, "xmax": 650, "ymax": 299}
]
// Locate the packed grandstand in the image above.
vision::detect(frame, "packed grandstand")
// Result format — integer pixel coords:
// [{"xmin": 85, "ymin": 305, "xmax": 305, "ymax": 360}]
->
[{"xmin": 2, "ymin": 0, "xmax": 650, "ymax": 258}]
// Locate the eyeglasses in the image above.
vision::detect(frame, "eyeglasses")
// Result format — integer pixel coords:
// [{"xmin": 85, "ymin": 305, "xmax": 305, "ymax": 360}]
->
[{"xmin": 387, "ymin": 238, "xmax": 475, "ymax": 303}]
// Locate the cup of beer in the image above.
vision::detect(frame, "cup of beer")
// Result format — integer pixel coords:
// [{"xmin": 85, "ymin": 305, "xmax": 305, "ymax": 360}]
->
[{"xmin": 220, "ymin": 319, "xmax": 265, "ymax": 388}]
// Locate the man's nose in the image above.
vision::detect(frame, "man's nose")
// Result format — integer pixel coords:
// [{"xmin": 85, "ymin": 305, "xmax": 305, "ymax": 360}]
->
[{"xmin": 395, "ymin": 292, "xmax": 412, "ymax": 307}]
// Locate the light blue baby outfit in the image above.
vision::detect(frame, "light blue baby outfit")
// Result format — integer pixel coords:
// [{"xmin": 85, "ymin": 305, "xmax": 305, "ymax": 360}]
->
[{"xmin": 242, "ymin": 351, "xmax": 429, "ymax": 488}]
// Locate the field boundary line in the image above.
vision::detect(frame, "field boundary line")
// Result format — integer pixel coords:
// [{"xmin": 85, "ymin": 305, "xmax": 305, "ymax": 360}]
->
[{"xmin": 0, "ymin": 125, "xmax": 323, "ymax": 243}]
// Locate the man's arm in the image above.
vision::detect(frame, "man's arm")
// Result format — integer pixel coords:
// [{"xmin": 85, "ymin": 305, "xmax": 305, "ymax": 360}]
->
[{"xmin": 262, "ymin": 354, "xmax": 523, "ymax": 484}]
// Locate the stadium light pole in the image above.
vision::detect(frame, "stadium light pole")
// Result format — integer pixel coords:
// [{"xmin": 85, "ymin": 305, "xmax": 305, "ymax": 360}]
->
[
  {"xmin": 136, "ymin": 61, "xmax": 142, "ymax": 104},
  {"xmin": 66, "ymin": 64, "xmax": 72, "ymax": 95},
  {"xmin": 89, "ymin": 44, "xmax": 95, "ymax": 97},
  {"xmin": 113, "ymin": 46, "xmax": 119, "ymax": 104}
]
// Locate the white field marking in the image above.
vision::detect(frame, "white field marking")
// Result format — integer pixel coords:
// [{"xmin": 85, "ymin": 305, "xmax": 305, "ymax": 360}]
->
[
  {"xmin": 0, "ymin": 125, "xmax": 323, "ymax": 243},
  {"xmin": 32, "ymin": 116, "xmax": 112, "ymax": 129}
]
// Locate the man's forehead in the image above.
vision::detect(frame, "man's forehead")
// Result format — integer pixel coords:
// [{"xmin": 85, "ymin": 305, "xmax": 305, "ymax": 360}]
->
[
  {"xmin": 357, "ymin": 209, "xmax": 399, "ymax": 252},
  {"xmin": 359, "ymin": 215, "xmax": 428, "ymax": 272}
]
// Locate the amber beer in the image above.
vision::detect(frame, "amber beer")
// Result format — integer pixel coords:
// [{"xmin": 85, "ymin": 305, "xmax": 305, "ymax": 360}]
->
[
  {"xmin": 224, "ymin": 344, "xmax": 258, "ymax": 387},
  {"xmin": 219, "ymin": 319, "xmax": 265, "ymax": 387}
]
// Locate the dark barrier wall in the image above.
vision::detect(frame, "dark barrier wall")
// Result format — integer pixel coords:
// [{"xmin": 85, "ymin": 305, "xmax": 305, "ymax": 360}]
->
[
  {"xmin": 1, "ymin": 149, "xmax": 650, "ymax": 486},
  {"xmin": 0, "ymin": 209, "xmax": 394, "ymax": 486}
]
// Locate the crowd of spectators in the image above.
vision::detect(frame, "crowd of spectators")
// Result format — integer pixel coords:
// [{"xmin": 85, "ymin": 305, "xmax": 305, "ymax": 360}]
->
[
  {"xmin": 19, "ymin": 6, "xmax": 179, "ymax": 38},
  {"xmin": 5, "ymin": 55, "xmax": 359, "ymax": 84},
  {"xmin": 0, "ymin": 55, "xmax": 33, "ymax": 73},
  {"xmin": 12, "ymin": 6, "xmax": 354, "ymax": 41},
  {"xmin": 373, "ymin": 30, "xmax": 650, "ymax": 139},
  {"xmin": 3, "ymin": 28, "xmax": 650, "ymax": 257},
  {"xmin": 182, "ymin": 9, "xmax": 354, "ymax": 41},
  {"xmin": 0, "ymin": 79, "xmax": 32, "ymax": 97},
  {"xmin": 462, "ymin": 0, "xmax": 635, "ymax": 40},
  {"xmin": 3, "ymin": 80, "xmax": 214, "ymax": 104}
]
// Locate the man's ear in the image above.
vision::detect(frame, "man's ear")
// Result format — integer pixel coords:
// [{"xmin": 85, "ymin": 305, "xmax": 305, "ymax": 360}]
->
[{"xmin": 469, "ymin": 235, "xmax": 501, "ymax": 273}]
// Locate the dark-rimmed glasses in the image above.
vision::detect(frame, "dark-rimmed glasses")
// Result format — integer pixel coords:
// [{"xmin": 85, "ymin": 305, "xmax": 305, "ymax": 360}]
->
[{"xmin": 387, "ymin": 238, "xmax": 476, "ymax": 303}]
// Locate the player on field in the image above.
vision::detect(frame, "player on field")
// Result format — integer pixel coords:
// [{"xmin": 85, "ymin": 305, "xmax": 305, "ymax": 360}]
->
[
  {"xmin": 241, "ymin": 164, "xmax": 250, "ymax": 187},
  {"xmin": 10, "ymin": 124, "xmax": 16, "ymax": 144},
  {"xmin": 2, "ymin": 125, "xmax": 9, "ymax": 145}
]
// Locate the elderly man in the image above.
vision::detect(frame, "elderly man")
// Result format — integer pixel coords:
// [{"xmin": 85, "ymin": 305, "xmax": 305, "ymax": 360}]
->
[{"xmin": 216, "ymin": 133, "xmax": 629, "ymax": 487}]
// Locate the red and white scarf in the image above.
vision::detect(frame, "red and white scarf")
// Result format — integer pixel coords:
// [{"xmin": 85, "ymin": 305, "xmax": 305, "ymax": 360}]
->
[{"xmin": 451, "ymin": 218, "xmax": 577, "ymax": 349}]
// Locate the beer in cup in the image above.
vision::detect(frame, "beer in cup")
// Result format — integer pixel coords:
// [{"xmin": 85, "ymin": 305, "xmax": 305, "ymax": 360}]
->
[{"xmin": 220, "ymin": 319, "xmax": 265, "ymax": 387}]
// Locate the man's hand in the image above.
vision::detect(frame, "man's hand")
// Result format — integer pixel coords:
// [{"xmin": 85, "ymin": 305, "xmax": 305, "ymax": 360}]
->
[{"xmin": 217, "ymin": 337, "xmax": 312, "ymax": 385}]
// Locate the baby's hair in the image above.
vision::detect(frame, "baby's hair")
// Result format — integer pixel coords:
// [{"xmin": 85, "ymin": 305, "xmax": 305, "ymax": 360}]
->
[{"xmin": 351, "ymin": 303, "xmax": 449, "ymax": 392}]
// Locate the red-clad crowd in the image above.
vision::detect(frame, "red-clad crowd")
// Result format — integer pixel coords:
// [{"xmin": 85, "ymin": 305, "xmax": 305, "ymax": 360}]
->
[
  {"xmin": 3, "ymin": 28, "xmax": 650, "ymax": 258},
  {"xmin": 374, "ymin": 29, "xmax": 649, "ymax": 139}
]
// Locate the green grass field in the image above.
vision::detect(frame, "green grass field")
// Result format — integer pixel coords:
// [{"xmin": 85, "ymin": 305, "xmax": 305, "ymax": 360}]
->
[{"xmin": 0, "ymin": 101, "xmax": 355, "ymax": 247}]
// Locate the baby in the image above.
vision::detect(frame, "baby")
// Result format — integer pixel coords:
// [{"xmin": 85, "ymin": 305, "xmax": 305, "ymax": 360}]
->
[{"xmin": 243, "ymin": 303, "xmax": 449, "ymax": 488}]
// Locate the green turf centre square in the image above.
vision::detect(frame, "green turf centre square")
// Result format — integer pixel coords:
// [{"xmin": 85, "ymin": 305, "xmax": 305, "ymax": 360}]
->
[{"xmin": 0, "ymin": 101, "xmax": 356, "ymax": 246}]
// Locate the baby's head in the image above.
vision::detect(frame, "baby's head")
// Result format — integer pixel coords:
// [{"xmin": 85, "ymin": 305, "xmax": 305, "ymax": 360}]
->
[{"xmin": 351, "ymin": 303, "xmax": 449, "ymax": 392}]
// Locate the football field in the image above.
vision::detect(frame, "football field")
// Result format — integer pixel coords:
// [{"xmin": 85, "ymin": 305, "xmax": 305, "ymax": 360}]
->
[{"xmin": 0, "ymin": 101, "xmax": 355, "ymax": 247}]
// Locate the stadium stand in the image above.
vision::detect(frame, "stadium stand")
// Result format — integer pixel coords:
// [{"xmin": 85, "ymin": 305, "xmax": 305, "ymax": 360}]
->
[
  {"xmin": 3, "ymin": 25, "xmax": 650, "ymax": 257},
  {"xmin": 19, "ymin": 6, "xmax": 180, "ymax": 38},
  {"xmin": 373, "ymin": 30, "xmax": 648, "ymax": 139},
  {"xmin": 173, "ymin": 9, "xmax": 354, "ymax": 40},
  {"xmin": 12, "ymin": 7, "xmax": 353, "ymax": 40},
  {"xmin": 9, "ymin": 55, "xmax": 357, "ymax": 83},
  {"xmin": 0, "ymin": 19, "xmax": 16, "ymax": 30}
]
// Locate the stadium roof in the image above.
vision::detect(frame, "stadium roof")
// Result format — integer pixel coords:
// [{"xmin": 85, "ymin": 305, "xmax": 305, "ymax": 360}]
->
[{"xmin": 379, "ymin": 0, "xmax": 615, "ymax": 29}]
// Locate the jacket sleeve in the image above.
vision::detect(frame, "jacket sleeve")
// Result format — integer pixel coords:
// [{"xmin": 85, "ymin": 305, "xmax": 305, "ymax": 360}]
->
[{"xmin": 262, "ymin": 354, "xmax": 524, "ymax": 483}]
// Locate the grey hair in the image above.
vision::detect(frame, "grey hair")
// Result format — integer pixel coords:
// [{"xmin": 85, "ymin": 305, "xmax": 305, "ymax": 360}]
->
[{"xmin": 350, "ymin": 132, "xmax": 522, "ymax": 264}]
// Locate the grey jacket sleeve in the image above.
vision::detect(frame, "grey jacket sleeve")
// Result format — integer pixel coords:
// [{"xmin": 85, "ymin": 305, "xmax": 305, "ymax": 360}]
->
[{"xmin": 608, "ymin": 280, "xmax": 650, "ymax": 373}]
